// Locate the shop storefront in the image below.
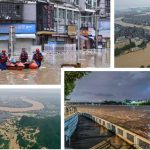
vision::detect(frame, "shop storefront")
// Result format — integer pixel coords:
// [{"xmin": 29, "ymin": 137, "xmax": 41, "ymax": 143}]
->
[{"xmin": 0, "ymin": 23, "xmax": 36, "ymax": 54}]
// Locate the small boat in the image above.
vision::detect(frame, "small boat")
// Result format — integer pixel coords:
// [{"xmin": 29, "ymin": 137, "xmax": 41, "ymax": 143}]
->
[
  {"xmin": 16, "ymin": 62, "xmax": 24, "ymax": 70},
  {"xmin": 29, "ymin": 62, "xmax": 38, "ymax": 69},
  {"xmin": 7, "ymin": 62, "xmax": 16, "ymax": 70},
  {"xmin": 7, "ymin": 62, "xmax": 24, "ymax": 70}
]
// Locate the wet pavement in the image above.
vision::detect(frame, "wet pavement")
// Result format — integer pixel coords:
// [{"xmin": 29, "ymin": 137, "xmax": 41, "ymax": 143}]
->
[
  {"xmin": 69, "ymin": 116, "xmax": 133, "ymax": 149},
  {"xmin": 0, "ymin": 49, "xmax": 110, "ymax": 85}
]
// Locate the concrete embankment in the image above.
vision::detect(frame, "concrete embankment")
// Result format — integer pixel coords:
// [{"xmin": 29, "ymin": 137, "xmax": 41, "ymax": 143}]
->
[{"xmin": 80, "ymin": 112, "xmax": 150, "ymax": 149}]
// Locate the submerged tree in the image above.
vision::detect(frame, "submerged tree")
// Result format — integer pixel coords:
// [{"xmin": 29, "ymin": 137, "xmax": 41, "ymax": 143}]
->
[{"xmin": 65, "ymin": 71, "xmax": 90, "ymax": 100}]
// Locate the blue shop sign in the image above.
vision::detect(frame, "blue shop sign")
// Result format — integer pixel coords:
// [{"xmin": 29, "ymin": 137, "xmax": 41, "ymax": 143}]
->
[{"xmin": 0, "ymin": 23, "xmax": 36, "ymax": 34}]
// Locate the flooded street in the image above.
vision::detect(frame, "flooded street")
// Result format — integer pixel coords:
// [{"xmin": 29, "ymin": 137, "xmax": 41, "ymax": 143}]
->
[
  {"xmin": 70, "ymin": 116, "xmax": 133, "ymax": 149},
  {"xmin": 0, "ymin": 49, "xmax": 110, "ymax": 84}
]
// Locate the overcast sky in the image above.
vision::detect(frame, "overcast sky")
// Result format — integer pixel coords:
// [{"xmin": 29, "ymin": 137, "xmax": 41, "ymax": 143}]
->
[
  {"xmin": 70, "ymin": 72, "xmax": 150, "ymax": 102},
  {"xmin": 115, "ymin": 0, "xmax": 150, "ymax": 10},
  {"xmin": 0, "ymin": 89, "xmax": 60, "ymax": 97}
]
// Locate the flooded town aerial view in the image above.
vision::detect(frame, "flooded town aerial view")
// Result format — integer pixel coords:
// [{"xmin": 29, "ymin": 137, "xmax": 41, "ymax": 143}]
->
[
  {"xmin": 0, "ymin": 89, "xmax": 60, "ymax": 149},
  {"xmin": 65, "ymin": 71, "xmax": 150, "ymax": 149},
  {"xmin": 115, "ymin": 0, "xmax": 150, "ymax": 68}
]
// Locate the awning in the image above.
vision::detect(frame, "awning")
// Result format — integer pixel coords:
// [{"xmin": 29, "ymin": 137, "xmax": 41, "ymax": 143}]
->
[
  {"xmin": 37, "ymin": 31, "xmax": 56, "ymax": 35},
  {"xmin": 16, "ymin": 34, "xmax": 36, "ymax": 39},
  {"xmin": 79, "ymin": 35, "xmax": 88, "ymax": 41},
  {"xmin": 0, "ymin": 35, "xmax": 9, "ymax": 40},
  {"xmin": 0, "ymin": 34, "xmax": 36, "ymax": 40}
]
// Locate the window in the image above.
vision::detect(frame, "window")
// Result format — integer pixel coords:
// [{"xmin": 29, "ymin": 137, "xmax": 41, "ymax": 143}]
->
[
  {"xmin": 75, "ymin": 0, "xmax": 79, "ymax": 5},
  {"xmin": 54, "ymin": 8, "xmax": 57, "ymax": 18},
  {"xmin": 59, "ymin": 8, "xmax": 65, "ymax": 19},
  {"xmin": 74, "ymin": 11, "xmax": 78, "ymax": 21},
  {"xmin": 67, "ymin": 10, "xmax": 72, "ymax": 21},
  {"xmin": 86, "ymin": 0, "xmax": 92, "ymax": 9}
]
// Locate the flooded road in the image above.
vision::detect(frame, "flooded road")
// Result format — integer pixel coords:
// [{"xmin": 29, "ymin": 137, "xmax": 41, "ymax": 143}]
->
[
  {"xmin": 70, "ymin": 116, "xmax": 133, "ymax": 149},
  {"xmin": 0, "ymin": 49, "xmax": 110, "ymax": 85}
]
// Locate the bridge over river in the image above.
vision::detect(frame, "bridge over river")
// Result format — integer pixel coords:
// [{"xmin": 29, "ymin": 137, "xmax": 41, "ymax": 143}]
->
[{"xmin": 65, "ymin": 106, "xmax": 150, "ymax": 149}]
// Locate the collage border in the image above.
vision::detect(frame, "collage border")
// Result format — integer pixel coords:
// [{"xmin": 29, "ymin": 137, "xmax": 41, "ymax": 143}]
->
[{"xmin": 1, "ymin": 0, "xmax": 150, "ymax": 149}]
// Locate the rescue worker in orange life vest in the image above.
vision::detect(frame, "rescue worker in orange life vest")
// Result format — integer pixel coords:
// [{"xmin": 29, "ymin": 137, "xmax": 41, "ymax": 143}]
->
[
  {"xmin": 32, "ymin": 48, "xmax": 43, "ymax": 67},
  {"xmin": 19, "ymin": 48, "xmax": 28, "ymax": 63},
  {"xmin": 0, "ymin": 50, "xmax": 8, "ymax": 70}
]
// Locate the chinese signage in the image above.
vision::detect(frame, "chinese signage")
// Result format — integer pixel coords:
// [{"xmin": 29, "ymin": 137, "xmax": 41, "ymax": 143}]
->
[
  {"xmin": 0, "ymin": 23, "xmax": 36, "ymax": 34},
  {"xmin": 68, "ymin": 25, "xmax": 77, "ymax": 36},
  {"xmin": 37, "ymin": 2, "xmax": 54, "ymax": 31}
]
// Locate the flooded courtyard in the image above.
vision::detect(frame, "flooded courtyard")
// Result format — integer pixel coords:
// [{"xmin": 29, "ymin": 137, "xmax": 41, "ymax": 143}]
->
[{"xmin": 0, "ymin": 49, "xmax": 110, "ymax": 84}]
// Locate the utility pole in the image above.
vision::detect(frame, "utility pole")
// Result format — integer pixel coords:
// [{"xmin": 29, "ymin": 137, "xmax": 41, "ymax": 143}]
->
[
  {"xmin": 95, "ymin": 2, "xmax": 99, "ymax": 51},
  {"xmin": 9, "ymin": 26, "xmax": 16, "ymax": 58},
  {"xmin": 95, "ymin": 14, "xmax": 98, "ymax": 50},
  {"xmin": 77, "ymin": 12, "xmax": 81, "ymax": 63},
  {"xmin": 77, "ymin": 12, "xmax": 81, "ymax": 51}
]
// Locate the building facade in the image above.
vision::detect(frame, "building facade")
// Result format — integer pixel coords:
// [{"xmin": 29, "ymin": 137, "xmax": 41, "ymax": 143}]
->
[
  {"xmin": 0, "ymin": 1, "xmax": 36, "ymax": 54},
  {"xmin": 0, "ymin": 0, "xmax": 111, "ymax": 52}
]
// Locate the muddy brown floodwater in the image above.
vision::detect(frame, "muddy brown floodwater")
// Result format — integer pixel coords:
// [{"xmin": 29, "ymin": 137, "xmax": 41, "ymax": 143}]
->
[
  {"xmin": 77, "ymin": 105, "xmax": 150, "ymax": 140},
  {"xmin": 115, "ymin": 43, "xmax": 150, "ymax": 68},
  {"xmin": 0, "ymin": 50, "xmax": 110, "ymax": 85},
  {"xmin": 115, "ymin": 17, "xmax": 150, "ymax": 68}
]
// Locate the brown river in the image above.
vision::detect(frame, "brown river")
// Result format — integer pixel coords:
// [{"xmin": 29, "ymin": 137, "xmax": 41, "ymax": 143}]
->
[{"xmin": 0, "ymin": 97, "xmax": 44, "ymax": 113}]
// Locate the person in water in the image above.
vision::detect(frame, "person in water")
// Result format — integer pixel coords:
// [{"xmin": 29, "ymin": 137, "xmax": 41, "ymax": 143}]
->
[
  {"xmin": 19, "ymin": 48, "xmax": 28, "ymax": 63},
  {"xmin": 0, "ymin": 50, "xmax": 8, "ymax": 70},
  {"xmin": 32, "ymin": 48, "xmax": 43, "ymax": 67}
]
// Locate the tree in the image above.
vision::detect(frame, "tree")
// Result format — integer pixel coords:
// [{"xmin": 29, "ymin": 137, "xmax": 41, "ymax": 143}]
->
[{"xmin": 65, "ymin": 71, "xmax": 90, "ymax": 99}]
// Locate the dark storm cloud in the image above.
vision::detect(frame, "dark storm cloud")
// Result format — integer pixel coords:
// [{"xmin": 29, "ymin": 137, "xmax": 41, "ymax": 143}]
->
[{"xmin": 70, "ymin": 72, "xmax": 150, "ymax": 102}]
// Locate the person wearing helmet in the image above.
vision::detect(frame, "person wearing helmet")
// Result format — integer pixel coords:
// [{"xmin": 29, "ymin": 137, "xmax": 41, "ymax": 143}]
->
[
  {"xmin": 19, "ymin": 48, "xmax": 28, "ymax": 63},
  {"xmin": 0, "ymin": 50, "xmax": 8, "ymax": 70},
  {"xmin": 32, "ymin": 48, "xmax": 43, "ymax": 67}
]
